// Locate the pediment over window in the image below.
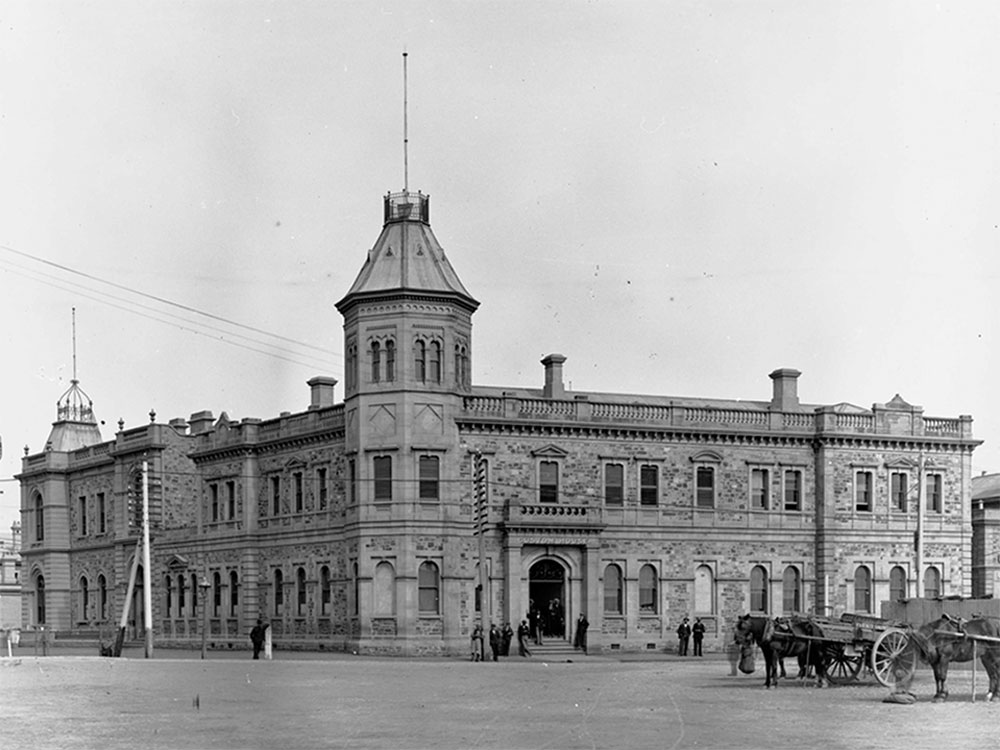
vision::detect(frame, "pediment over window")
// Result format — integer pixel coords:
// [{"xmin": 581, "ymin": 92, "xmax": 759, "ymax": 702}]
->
[
  {"xmin": 166, "ymin": 554, "xmax": 189, "ymax": 570},
  {"xmin": 829, "ymin": 402, "xmax": 869, "ymax": 414},
  {"xmin": 885, "ymin": 457, "xmax": 918, "ymax": 470},
  {"xmin": 690, "ymin": 450, "xmax": 723, "ymax": 463},
  {"xmin": 530, "ymin": 444, "xmax": 568, "ymax": 458}
]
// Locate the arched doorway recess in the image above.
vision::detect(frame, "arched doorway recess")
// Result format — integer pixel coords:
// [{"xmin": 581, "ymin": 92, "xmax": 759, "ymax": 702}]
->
[{"xmin": 529, "ymin": 559, "xmax": 566, "ymax": 640}]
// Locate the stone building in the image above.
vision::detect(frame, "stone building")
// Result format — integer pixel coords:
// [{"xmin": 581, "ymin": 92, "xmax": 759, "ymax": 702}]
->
[
  {"xmin": 17, "ymin": 187, "xmax": 981, "ymax": 655},
  {"xmin": 971, "ymin": 472, "xmax": 1000, "ymax": 597}
]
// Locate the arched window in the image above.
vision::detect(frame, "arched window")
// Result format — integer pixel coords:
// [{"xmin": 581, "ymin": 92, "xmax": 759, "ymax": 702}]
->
[
  {"xmin": 603, "ymin": 564, "xmax": 623, "ymax": 615},
  {"xmin": 80, "ymin": 576, "xmax": 90, "ymax": 620},
  {"xmin": 374, "ymin": 561, "xmax": 395, "ymax": 615},
  {"xmin": 415, "ymin": 340, "xmax": 427, "ymax": 382},
  {"xmin": 371, "ymin": 341, "xmax": 381, "ymax": 382},
  {"xmin": 385, "ymin": 340, "xmax": 395, "ymax": 382},
  {"xmin": 418, "ymin": 561, "xmax": 439, "ymax": 614},
  {"xmin": 924, "ymin": 566, "xmax": 941, "ymax": 599},
  {"xmin": 36, "ymin": 574, "xmax": 46, "ymax": 624},
  {"xmin": 854, "ymin": 566, "xmax": 872, "ymax": 612},
  {"xmin": 320, "ymin": 566, "xmax": 331, "ymax": 616},
  {"xmin": 212, "ymin": 571, "xmax": 222, "ymax": 617},
  {"xmin": 693, "ymin": 565, "xmax": 715, "ymax": 613},
  {"xmin": 191, "ymin": 574, "xmax": 199, "ymax": 613},
  {"xmin": 346, "ymin": 343, "xmax": 357, "ymax": 391},
  {"xmin": 165, "ymin": 575, "xmax": 173, "ymax": 617},
  {"xmin": 177, "ymin": 574, "xmax": 186, "ymax": 617},
  {"xmin": 782, "ymin": 566, "xmax": 801, "ymax": 614},
  {"xmin": 273, "ymin": 569, "xmax": 284, "ymax": 616},
  {"xmin": 296, "ymin": 567, "xmax": 307, "ymax": 617},
  {"xmin": 639, "ymin": 564, "xmax": 657, "ymax": 614},
  {"xmin": 34, "ymin": 494, "xmax": 44, "ymax": 541},
  {"xmin": 98, "ymin": 574, "xmax": 108, "ymax": 620},
  {"xmin": 889, "ymin": 566, "xmax": 907, "ymax": 602},
  {"xmin": 230, "ymin": 570, "xmax": 239, "ymax": 616},
  {"xmin": 430, "ymin": 341, "xmax": 441, "ymax": 383},
  {"xmin": 352, "ymin": 562, "xmax": 359, "ymax": 617},
  {"xmin": 750, "ymin": 566, "xmax": 768, "ymax": 613}
]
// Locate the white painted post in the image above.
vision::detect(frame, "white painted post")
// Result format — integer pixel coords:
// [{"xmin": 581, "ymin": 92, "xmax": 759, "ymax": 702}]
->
[{"xmin": 264, "ymin": 624, "xmax": 273, "ymax": 660}]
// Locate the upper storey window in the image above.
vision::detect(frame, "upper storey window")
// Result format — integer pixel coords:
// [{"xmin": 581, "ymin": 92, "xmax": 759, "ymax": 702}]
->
[
  {"xmin": 455, "ymin": 344, "xmax": 470, "ymax": 388},
  {"xmin": 415, "ymin": 341, "xmax": 426, "ymax": 382},
  {"xmin": 371, "ymin": 341, "xmax": 382, "ymax": 382},
  {"xmin": 855, "ymin": 470, "xmax": 873, "ymax": 512},
  {"xmin": 346, "ymin": 342, "xmax": 358, "ymax": 391},
  {"xmin": 414, "ymin": 338, "xmax": 442, "ymax": 384},
  {"xmin": 539, "ymin": 461, "xmax": 559, "ymax": 503},
  {"xmin": 369, "ymin": 338, "xmax": 395, "ymax": 384}
]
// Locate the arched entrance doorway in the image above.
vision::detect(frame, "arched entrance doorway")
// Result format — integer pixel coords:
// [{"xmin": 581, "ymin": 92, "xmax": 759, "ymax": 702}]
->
[{"xmin": 529, "ymin": 559, "xmax": 566, "ymax": 640}]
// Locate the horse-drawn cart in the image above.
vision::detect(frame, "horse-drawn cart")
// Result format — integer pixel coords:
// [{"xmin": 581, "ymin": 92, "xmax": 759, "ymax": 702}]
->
[
  {"xmin": 803, "ymin": 613, "xmax": 915, "ymax": 686},
  {"xmin": 735, "ymin": 612, "xmax": 915, "ymax": 687}
]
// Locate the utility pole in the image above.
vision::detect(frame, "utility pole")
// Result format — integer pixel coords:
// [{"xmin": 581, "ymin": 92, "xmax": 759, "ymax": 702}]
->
[
  {"xmin": 474, "ymin": 452, "xmax": 490, "ymax": 655},
  {"xmin": 142, "ymin": 459, "xmax": 153, "ymax": 658},
  {"xmin": 915, "ymin": 452, "xmax": 925, "ymax": 600}
]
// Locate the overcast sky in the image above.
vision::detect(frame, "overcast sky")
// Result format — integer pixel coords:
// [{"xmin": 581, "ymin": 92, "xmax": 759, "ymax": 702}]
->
[{"xmin": 2, "ymin": 1, "xmax": 998, "ymax": 536}]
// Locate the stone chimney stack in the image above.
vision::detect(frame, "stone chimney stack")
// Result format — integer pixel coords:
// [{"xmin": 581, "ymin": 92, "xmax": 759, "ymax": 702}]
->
[
  {"xmin": 188, "ymin": 410, "xmax": 215, "ymax": 434},
  {"xmin": 308, "ymin": 376, "xmax": 338, "ymax": 410},
  {"xmin": 769, "ymin": 368, "xmax": 801, "ymax": 411},
  {"xmin": 542, "ymin": 354, "xmax": 567, "ymax": 399}
]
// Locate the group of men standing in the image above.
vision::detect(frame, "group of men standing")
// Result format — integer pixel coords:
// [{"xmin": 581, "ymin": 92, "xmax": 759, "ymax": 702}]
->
[{"xmin": 675, "ymin": 616, "xmax": 706, "ymax": 656}]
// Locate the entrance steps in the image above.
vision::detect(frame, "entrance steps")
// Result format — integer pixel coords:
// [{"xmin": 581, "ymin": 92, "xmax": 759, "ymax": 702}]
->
[{"xmin": 529, "ymin": 641, "xmax": 588, "ymax": 660}]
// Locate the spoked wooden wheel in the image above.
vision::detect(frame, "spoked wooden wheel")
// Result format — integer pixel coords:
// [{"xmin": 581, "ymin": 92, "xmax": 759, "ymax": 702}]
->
[
  {"xmin": 871, "ymin": 628, "xmax": 917, "ymax": 688},
  {"xmin": 824, "ymin": 643, "xmax": 864, "ymax": 684}
]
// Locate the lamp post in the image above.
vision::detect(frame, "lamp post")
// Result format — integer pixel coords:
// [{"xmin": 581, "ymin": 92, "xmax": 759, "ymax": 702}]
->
[{"xmin": 199, "ymin": 576, "xmax": 211, "ymax": 659}]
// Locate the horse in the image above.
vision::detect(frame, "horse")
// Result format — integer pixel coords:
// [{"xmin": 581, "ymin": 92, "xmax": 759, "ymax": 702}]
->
[
  {"xmin": 734, "ymin": 614, "xmax": 829, "ymax": 689},
  {"xmin": 908, "ymin": 614, "xmax": 1000, "ymax": 702}
]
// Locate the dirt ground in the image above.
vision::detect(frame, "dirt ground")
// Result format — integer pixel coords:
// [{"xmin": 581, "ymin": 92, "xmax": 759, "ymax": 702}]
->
[{"xmin": 3, "ymin": 650, "xmax": 999, "ymax": 750}]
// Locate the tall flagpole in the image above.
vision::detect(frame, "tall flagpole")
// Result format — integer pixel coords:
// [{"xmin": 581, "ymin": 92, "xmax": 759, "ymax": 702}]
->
[{"xmin": 402, "ymin": 51, "xmax": 409, "ymax": 192}]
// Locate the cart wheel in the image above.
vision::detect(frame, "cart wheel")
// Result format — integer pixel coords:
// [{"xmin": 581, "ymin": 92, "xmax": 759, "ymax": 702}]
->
[
  {"xmin": 824, "ymin": 643, "xmax": 864, "ymax": 684},
  {"xmin": 871, "ymin": 628, "xmax": 917, "ymax": 688}
]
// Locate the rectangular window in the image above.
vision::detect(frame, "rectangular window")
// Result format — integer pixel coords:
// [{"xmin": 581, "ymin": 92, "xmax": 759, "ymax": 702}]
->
[
  {"xmin": 419, "ymin": 456, "xmax": 440, "ymax": 501},
  {"xmin": 604, "ymin": 463, "xmax": 624, "ymax": 505},
  {"xmin": 640, "ymin": 464, "xmax": 659, "ymax": 506},
  {"xmin": 79, "ymin": 496, "xmax": 88, "ymax": 536},
  {"xmin": 294, "ymin": 472, "xmax": 304, "ymax": 512},
  {"xmin": 891, "ymin": 472, "xmax": 908, "ymax": 512},
  {"xmin": 539, "ymin": 461, "xmax": 559, "ymax": 503},
  {"xmin": 226, "ymin": 480, "xmax": 236, "ymax": 520},
  {"xmin": 374, "ymin": 456, "xmax": 393, "ymax": 502},
  {"xmin": 695, "ymin": 466, "xmax": 715, "ymax": 508},
  {"xmin": 926, "ymin": 474, "xmax": 943, "ymax": 513},
  {"xmin": 317, "ymin": 468, "xmax": 328, "ymax": 509},
  {"xmin": 271, "ymin": 476, "xmax": 281, "ymax": 516},
  {"xmin": 855, "ymin": 471, "xmax": 873, "ymax": 512},
  {"xmin": 97, "ymin": 493, "xmax": 106, "ymax": 534},
  {"xmin": 211, "ymin": 484, "xmax": 219, "ymax": 522},
  {"xmin": 784, "ymin": 470, "xmax": 802, "ymax": 511},
  {"xmin": 750, "ymin": 468, "xmax": 769, "ymax": 510}
]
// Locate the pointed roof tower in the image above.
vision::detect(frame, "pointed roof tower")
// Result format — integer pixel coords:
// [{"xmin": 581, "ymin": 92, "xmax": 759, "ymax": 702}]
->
[
  {"xmin": 46, "ymin": 308, "xmax": 102, "ymax": 451},
  {"xmin": 336, "ymin": 190, "xmax": 478, "ymax": 314},
  {"xmin": 337, "ymin": 53, "xmax": 477, "ymax": 315}
]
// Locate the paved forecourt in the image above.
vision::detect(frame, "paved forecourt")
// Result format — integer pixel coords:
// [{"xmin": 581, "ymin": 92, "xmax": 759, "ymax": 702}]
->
[{"xmin": 3, "ymin": 652, "xmax": 999, "ymax": 749}]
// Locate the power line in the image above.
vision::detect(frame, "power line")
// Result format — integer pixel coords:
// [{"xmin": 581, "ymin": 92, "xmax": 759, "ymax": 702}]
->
[
  {"xmin": 0, "ymin": 246, "xmax": 342, "ymax": 374},
  {"xmin": 0, "ymin": 258, "xmax": 339, "ymax": 374},
  {"xmin": 0, "ymin": 244, "xmax": 332, "ymax": 355}
]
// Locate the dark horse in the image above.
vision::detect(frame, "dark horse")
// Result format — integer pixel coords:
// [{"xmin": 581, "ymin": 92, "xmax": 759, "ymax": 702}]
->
[
  {"xmin": 908, "ymin": 615, "xmax": 1000, "ymax": 702},
  {"xmin": 734, "ymin": 614, "xmax": 829, "ymax": 689}
]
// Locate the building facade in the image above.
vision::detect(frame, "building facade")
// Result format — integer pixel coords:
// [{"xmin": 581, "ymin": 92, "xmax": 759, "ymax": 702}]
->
[{"xmin": 18, "ymin": 188, "xmax": 981, "ymax": 655}]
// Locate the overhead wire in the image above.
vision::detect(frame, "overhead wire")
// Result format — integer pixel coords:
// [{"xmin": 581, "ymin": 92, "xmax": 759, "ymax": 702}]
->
[
  {"xmin": 0, "ymin": 257, "xmax": 339, "ymax": 374},
  {"xmin": 0, "ymin": 244, "xmax": 342, "ymax": 374}
]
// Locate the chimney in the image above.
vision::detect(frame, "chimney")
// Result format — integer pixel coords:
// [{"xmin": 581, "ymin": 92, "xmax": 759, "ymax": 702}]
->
[
  {"xmin": 308, "ymin": 376, "xmax": 338, "ymax": 410},
  {"xmin": 188, "ymin": 410, "xmax": 215, "ymax": 434},
  {"xmin": 541, "ymin": 354, "xmax": 567, "ymax": 399},
  {"xmin": 769, "ymin": 368, "xmax": 801, "ymax": 411},
  {"xmin": 168, "ymin": 418, "xmax": 189, "ymax": 435}
]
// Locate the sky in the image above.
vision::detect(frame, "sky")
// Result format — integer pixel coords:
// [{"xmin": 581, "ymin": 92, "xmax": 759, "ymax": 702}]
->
[{"xmin": 2, "ymin": 1, "xmax": 999, "ymax": 537}]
